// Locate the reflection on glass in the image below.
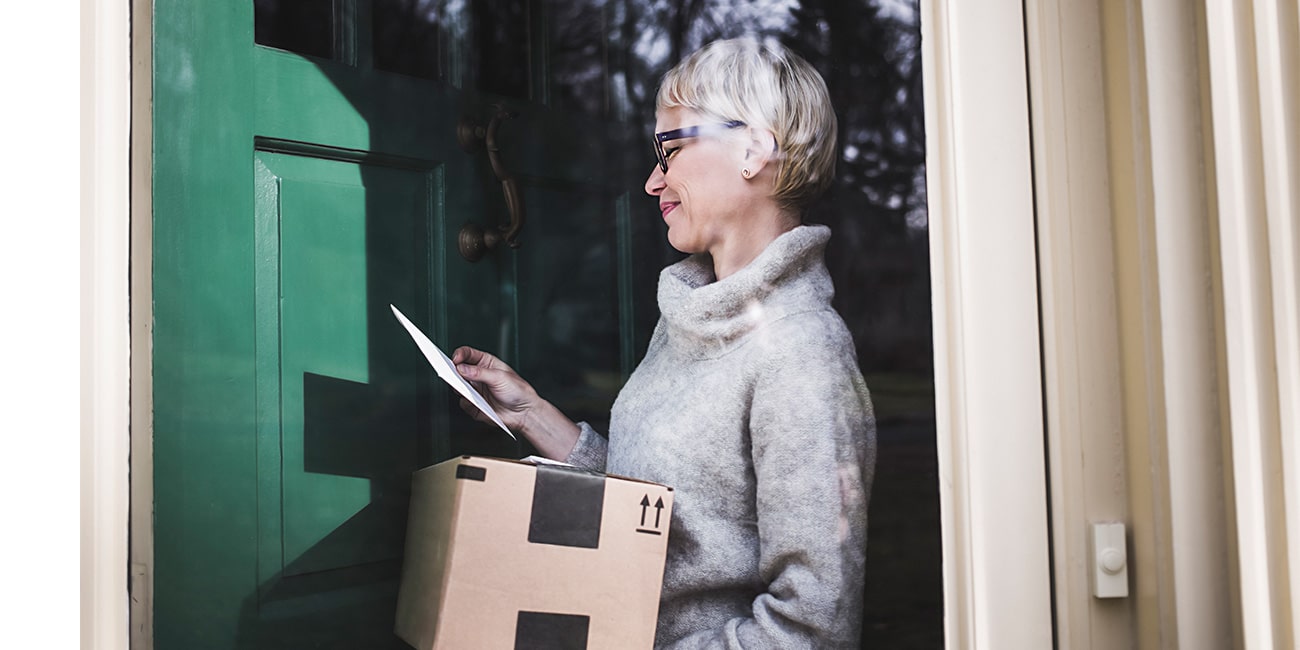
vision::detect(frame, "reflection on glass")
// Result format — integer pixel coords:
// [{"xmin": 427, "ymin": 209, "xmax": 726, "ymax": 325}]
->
[
  {"xmin": 473, "ymin": 0, "xmax": 529, "ymax": 98},
  {"xmin": 547, "ymin": 0, "xmax": 609, "ymax": 116},
  {"xmin": 374, "ymin": 0, "xmax": 441, "ymax": 79},
  {"xmin": 516, "ymin": 186, "xmax": 620, "ymax": 432},
  {"xmin": 614, "ymin": 2, "xmax": 939, "ymax": 647},
  {"xmin": 254, "ymin": 0, "xmax": 333, "ymax": 59}
]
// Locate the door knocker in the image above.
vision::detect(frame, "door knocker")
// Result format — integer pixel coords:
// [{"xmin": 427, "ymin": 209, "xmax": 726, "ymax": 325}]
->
[{"xmin": 457, "ymin": 105, "xmax": 526, "ymax": 262}]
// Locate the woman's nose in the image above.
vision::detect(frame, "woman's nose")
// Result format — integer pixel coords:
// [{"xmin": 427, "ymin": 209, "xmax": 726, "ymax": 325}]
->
[{"xmin": 644, "ymin": 164, "xmax": 666, "ymax": 196}]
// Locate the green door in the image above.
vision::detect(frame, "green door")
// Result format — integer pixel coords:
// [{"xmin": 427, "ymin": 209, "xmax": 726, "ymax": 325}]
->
[{"xmin": 151, "ymin": 2, "xmax": 657, "ymax": 648}]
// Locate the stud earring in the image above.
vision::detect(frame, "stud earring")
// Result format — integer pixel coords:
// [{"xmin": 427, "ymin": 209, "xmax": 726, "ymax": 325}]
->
[{"xmin": 742, "ymin": 168, "xmax": 752, "ymax": 178}]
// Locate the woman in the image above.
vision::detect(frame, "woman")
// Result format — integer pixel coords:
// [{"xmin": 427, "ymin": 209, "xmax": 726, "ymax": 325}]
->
[{"xmin": 452, "ymin": 37, "xmax": 876, "ymax": 649}]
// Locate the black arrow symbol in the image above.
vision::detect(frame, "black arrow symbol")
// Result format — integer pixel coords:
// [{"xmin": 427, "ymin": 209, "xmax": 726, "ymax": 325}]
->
[
  {"xmin": 640, "ymin": 495, "xmax": 651, "ymax": 527},
  {"xmin": 654, "ymin": 497, "xmax": 665, "ymax": 528}
]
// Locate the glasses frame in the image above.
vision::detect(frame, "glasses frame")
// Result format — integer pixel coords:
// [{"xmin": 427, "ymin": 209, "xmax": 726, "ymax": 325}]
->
[{"xmin": 653, "ymin": 120, "xmax": 746, "ymax": 173}]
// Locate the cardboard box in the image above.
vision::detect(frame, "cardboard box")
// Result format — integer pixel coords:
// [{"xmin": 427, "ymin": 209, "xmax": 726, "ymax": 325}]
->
[{"xmin": 395, "ymin": 456, "xmax": 674, "ymax": 649}]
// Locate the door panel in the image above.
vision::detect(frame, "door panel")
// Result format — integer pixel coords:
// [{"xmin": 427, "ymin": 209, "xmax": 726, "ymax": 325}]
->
[
  {"xmin": 279, "ymin": 176, "xmax": 380, "ymax": 574},
  {"xmin": 254, "ymin": 151, "xmax": 436, "ymax": 582},
  {"xmin": 244, "ymin": 150, "xmax": 438, "ymax": 649}
]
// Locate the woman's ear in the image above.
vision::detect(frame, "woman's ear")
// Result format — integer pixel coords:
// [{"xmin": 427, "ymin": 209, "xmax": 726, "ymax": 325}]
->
[{"xmin": 740, "ymin": 127, "xmax": 778, "ymax": 179}]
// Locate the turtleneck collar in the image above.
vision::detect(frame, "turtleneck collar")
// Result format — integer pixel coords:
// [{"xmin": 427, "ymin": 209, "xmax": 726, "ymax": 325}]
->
[{"xmin": 657, "ymin": 224, "xmax": 835, "ymax": 358}]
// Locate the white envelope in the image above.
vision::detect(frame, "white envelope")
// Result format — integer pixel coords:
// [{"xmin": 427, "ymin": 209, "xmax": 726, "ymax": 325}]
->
[{"xmin": 390, "ymin": 304, "xmax": 515, "ymax": 440}]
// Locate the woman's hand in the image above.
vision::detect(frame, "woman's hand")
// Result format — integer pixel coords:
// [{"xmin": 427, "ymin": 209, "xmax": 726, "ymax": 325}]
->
[
  {"xmin": 450, "ymin": 346, "xmax": 582, "ymax": 460},
  {"xmin": 450, "ymin": 346, "xmax": 537, "ymax": 430}
]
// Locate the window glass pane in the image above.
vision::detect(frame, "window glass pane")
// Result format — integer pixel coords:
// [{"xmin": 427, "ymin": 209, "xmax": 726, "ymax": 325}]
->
[
  {"xmin": 547, "ymin": 0, "xmax": 609, "ymax": 116},
  {"xmin": 374, "ymin": 0, "xmax": 441, "ymax": 79},
  {"xmin": 619, "ymin": 3, "xmax": 940, "ymax": 646},
  {"xmin": 254, "ymin": 0, "xmax": 334, "ymax": 59},
  {"xmin": 473, "ymin": 0, "xmax": 529, "ymax": 98}
]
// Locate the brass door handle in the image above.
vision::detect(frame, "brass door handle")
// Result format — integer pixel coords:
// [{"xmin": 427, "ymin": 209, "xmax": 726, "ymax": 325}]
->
[{"xmin": 457, "ymin": 106, "xmax": 526, "ymax": 262}]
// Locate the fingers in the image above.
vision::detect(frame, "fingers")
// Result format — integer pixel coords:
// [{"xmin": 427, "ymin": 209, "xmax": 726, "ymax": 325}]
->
[
  {"xmin": 450, "ymin": 346, "xmax": 479, "ymax": 365},
  {"xmin": 451, "ymin": 346, "xmax": 514, "ymax": 372},
  {"xmin": 449, "ymin": 346, "xmax": 536, "ymax": 434},
  {"xmin": 455, "ymin": 363, "xmax": 514, "ymax": 393}
]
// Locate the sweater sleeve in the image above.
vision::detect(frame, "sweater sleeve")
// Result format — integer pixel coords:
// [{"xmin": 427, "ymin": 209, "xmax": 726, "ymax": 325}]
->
[
  {"xmin": 659, "ymin": 325, "xmax": 877, "ymax": 650},
  {"xmin": 564, "ymin": 421, "xmax": 609, "ymax": 472}
]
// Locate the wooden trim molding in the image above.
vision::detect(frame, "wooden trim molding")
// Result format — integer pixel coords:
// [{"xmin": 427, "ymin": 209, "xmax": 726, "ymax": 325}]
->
[
  {"xmin": 129, "ymin": 0, "xmax": 155, "ymax": 646},
  {"xmin": 1023, "ymin": 0, "xmax": 1299, "ymax": 646},
  {"xmin": 1203, "ymin": 0, "xmax": 1300, "ymax": 646},
  {"xmin": 1023, "ymin": 0, "xmax": 1135, "ymax": 647},
  {"xmin": 1024, "ymin": 0, "xmax": 1229, "ymax": 646},
  {"xmin": 81, "ymin": 0, "xmax": 132, "ymax": 647},
  {"xmin": 920, "ymin": 0, "xmax": 1055, "ymax": 646}
]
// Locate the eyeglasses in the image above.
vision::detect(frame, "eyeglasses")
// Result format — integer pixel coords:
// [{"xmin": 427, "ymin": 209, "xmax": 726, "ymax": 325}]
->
[{"xmin": 653, "ymin": 120, "xmax": 746, "ymax": 173}]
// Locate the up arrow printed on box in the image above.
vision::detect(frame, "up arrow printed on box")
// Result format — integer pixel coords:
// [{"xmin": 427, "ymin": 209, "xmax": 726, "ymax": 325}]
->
[{"xmin": 638, "ymin": 495, "xmax": 666, "ymax": 534}]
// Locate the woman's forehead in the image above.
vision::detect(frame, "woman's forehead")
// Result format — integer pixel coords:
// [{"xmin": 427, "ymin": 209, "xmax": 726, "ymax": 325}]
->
[{"xmin": 655, "ymin": 106, "xmax": 704, "ymax": 131}]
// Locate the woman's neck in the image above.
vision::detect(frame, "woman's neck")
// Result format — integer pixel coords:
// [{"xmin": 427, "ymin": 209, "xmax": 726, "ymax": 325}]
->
[{"xmin": 709, "ymin": 206, "xmax": 801, "ymax": 281}]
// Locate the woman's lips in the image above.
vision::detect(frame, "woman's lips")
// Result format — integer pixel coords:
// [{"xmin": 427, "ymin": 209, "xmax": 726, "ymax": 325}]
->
[{"xmin": 660, "ymin": 202, "xmax": 679, "ymax": 218}]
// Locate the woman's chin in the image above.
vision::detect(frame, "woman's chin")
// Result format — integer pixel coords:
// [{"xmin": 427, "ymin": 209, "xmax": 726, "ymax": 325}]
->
[{"xmin": 665, "ymin": 230, "xmax": 700, "ymax": 256}]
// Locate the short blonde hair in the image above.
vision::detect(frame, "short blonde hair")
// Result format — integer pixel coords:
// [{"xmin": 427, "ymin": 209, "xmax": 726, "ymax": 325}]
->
[{"xmin": 657, "ymin": 38, "xmax": 838, "ymax": 210}]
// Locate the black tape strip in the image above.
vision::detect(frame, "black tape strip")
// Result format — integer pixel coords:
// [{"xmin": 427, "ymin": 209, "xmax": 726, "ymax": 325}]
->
[
  {"xmin": 528, "ymin": 465, "xmax": 604, "ymax": 549},
  {"xmin": 455, "ymin": 464, "xmax": 486, "ymax": 481},
  {"xmin": 514, "ymin": 611, "xmax": 590, "ymax": 650}
]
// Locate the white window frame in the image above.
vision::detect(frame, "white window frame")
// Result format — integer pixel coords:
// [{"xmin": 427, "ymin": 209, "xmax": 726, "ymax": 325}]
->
[
  {"xmin": 82, "ymin": 0, "xmax": 133, "ymax": 647},
  {"xmin": 921, "ymin": 0, "xmax": 1055, "ymax": 647}
]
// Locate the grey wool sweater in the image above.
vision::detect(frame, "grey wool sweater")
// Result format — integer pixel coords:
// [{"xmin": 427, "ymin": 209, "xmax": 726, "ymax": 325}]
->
[{"xmin": 566, "ymin": 224, "xmax": 877, "ymax": 649}]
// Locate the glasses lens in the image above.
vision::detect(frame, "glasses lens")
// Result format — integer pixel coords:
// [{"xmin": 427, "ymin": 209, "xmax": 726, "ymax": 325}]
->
[{"xmin": 653, "ymin": 136, "xmax": 668, "ymax": 173}]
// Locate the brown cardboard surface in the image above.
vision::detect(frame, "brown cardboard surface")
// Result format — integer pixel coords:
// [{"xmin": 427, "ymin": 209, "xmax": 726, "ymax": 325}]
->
[
  {"xmin": 394, "ymin": 462, "xmax": 460, "ymax": 648},
  {"xmin": 395, "ymin": 456, "xmax": 673, "ymax": 649}
]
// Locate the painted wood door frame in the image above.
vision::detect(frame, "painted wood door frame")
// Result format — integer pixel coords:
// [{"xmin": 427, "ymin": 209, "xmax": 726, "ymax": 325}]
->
[
  {"xmin": 82, "ymin": 0, "xmax": 132, "ymax": 647},
  {"xmin": 82, "ymin": 0, "xmax": 1057, "ymax": 648},
  {"xmin": 920, "ymin": 0, "xmax": 1055, "ymax": 647}
]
